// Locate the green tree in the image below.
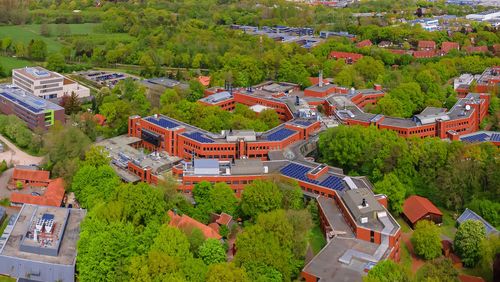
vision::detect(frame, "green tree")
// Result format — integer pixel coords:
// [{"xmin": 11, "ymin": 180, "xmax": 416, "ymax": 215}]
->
[
  {"xmin": 374, "ymin": 173, "xmax": 406, "ymax": 215},
  {"xmin": 72, "ymin": 164, "xmax": 121, "ymax": 208},
  {"xmin": 454, "ymin": 220, "xmax": 486, "ymax": 267},
  {"xmin": 187, "ymin": 228, "xmax": 206, "ymax": 257},
  {"xmin": 240, "ymin": 180, "xmax": 283, "ymax": 219},
  {"xmin": 206, "ymin": 263, "xmax": 248, "ymax": 282},
  {"xmin": 40, "ymin": 23, "xmax": 50, "ymax": 36},
  {"xmin": 60, "ymin": 92, "xmax": 81, "ymax": 115},
  {"xmin": 208, "ymin": 182, "xmax": 238, "ymax": 215},
  {"xmin": 46, "ymin": 53, "xmax": 66, "ymax": 72},
  {"xmin": 151, "ymin": 225, "xmax": 192, "ymax": 260},
  {"xmin": 83, "ymin": 146, "xmax": 110, "ymax": 167},
  {"xmin": 363, "ymin": 260, "xmax": 410, "ymax": 282},
  {"xmin": 416, "ymin": 258, "xmax": 459, "ymax": 282},
  {"xmin": 467, "ymin": 199, "xmax": 500, "ymax": 228},
  {"xmin": 27, "ymin": 39, "xmax": 47, "ymax": 61},
  {"xmin": 411, "ymin": 220, "xmax": 442, "ymax": 260},
  {"xmin": 77, "ymin": 218, "xmax": 139, "ymax": 282},
  {"xmin": 235, "ymin": 210, "xmax": 295, "ymax": 280},
  {"xmin": 198, "ymin": 238, "xmax": 226, "ymax": 265}
]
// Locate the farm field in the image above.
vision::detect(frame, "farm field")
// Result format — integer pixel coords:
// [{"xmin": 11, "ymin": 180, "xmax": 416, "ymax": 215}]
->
[{"xmin": 0, "ymin": 23, "xmax": 100, "ymax": 52}]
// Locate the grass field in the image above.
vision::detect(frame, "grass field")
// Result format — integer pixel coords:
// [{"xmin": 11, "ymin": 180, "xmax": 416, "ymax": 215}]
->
[
  {"xmin": 0, "ymin": 55, "xmax": 35, "ymax": 74},
  {"xmin": 0, "ymin": 23, "xmax": 100, "ymax": 53},
  {"xmin": 308, "ymin": 225, "xmax": 327, "ymax": 254},
  {"xmin": 0, "ymin": 276, "xmax": 15, "ymax": 282}
]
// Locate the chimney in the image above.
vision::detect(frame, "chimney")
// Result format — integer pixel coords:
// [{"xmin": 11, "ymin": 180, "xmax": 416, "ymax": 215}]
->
[
  {"xmin": 319, "ymin": 70, "xmax": 324, "ymax": 87},
  {"xmin": 361, "ymin": 198, "xmax": 367, "ymax": 207}
]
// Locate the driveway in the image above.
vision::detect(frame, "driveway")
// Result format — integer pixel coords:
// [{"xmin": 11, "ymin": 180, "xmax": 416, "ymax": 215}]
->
[{"xmin": 0, "ymin": 134, "xmax": 44, "ymax": 166}]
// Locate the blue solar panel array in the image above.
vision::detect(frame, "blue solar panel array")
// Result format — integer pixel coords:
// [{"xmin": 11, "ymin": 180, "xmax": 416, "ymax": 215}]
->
[
  {"xmin": 280, "ymin": 163, "xmax": 345, "ymax": 191},
  {"xmin": 490, "ymin": 133, "xmax": 500, "ymax": 142},
  {"xmin": 145, "ymin": 116, "xmax": 179, "ymax": 129},
  {"xmin": 457, "ymin": 208, "xmax": 497, "ymax": 234},
  {"xmin": 0, "ymin": 92, "xmax": 43, "ymax": 113},
  {"xmin": 266, "ymin": 128, "xmax": 297, "ymax": 141},
  {"xmin": 319, "ymin": 175, "xmax": 345, "ymax": 191},
  {"xmin": 293, "ymin": 120, "xmax": 312, "ymax": 127},
  {"xmin": 461, "ymin": 133, "xmax": 489, "ymax": 143},
  {"xmin": 183, "ymin": 131, "xmax": 214, "ymax": 143}
]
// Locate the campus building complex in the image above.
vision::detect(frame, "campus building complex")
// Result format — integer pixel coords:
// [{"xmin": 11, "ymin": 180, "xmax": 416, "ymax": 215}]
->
[
  {"xmin": 12, "ymin": 67, "xmax": 89, "ymax": 99},
  {"xmin": 124, "ymin": 112, "xmax": 401, "ymax": 280},
  {"xmin": 0, "ymin": 204, "xmax": 86, "ymax": 282},
  {"xmin": 0, "ymin": 84, "xmax": 65, "ymax": 130}
]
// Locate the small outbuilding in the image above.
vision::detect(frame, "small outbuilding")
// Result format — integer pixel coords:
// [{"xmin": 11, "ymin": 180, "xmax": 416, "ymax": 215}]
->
[{"xmin": 402, "ymin": 195, "xmax": 442, "ymax": 228}]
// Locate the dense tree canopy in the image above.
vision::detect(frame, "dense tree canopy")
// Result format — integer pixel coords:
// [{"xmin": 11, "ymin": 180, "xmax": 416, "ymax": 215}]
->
[
  {"xmin": 454, "ymin": 220, "xmax": 487, "ymax": 267},
  {"xmin": 411, "ymin": 220, "xmax": 442, "ymax": 260},
  {"xmin": 319, "ymin": 126, "xmax": 500, "ymax": 212}
]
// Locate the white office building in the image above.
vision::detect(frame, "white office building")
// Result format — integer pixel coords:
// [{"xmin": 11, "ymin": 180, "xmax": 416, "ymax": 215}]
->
[{"xmin": 12, "ymin": 67, "xmax": 89, "ymax": 99}]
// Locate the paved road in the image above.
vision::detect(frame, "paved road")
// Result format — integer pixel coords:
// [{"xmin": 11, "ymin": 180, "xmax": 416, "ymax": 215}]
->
[{"xmin": 0, "ymin": 135, "xmax": 44, "ymax": 166}]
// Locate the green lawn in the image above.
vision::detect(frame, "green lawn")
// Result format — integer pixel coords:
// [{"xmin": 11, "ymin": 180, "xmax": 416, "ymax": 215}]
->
[
  {"xmin": 399, "ymin": 241, "xmax": 412, "ymax": 271},
  {"xmin": 22, "ymin": 23, "xmax": 100, "ymax": 37},
  {"xmin": 0, "ymin": 276, "xmax": 15, "ymax": 282},
  {"xmin": 440, "ymin": 209, "xmax": 458, "ymax": 240},
  {"xmin": 0, "ymin": 25, "xmax": 63, "ymax": 52},
  {"xmin": 0, "ymin": 23, "xmax": 100, "ymax": 53},
  {"xmin": 308, "ymin": 225, "xmax": 327, "ymax": 254},
  {"xmin": 0, "ymin": 55, "xmax": 35, "ymax": 74},
  {"xmin": 396, "ymin": 217, "xmax": 412, "ymax": 233}
]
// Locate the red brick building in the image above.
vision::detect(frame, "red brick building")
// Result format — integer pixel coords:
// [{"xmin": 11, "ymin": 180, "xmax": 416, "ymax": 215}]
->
[
  {"xmin": 302, "ymin": 190, "xmax": 401, "ymax": 281},
  {"xmin": 333, "ymin": 92, "xmax": 490, "ymax": 139}
]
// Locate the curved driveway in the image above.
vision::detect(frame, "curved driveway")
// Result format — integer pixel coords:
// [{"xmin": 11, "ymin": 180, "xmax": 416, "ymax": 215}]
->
[{"xmin": 0, "ymin": 134, "xmax": 44, "ymax": 166}]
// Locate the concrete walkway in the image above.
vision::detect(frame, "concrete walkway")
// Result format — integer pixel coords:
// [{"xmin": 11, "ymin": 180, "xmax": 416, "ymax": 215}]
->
[{"xmin": 0, "ymin": 135, "xmax": 44, "ymax": 166}]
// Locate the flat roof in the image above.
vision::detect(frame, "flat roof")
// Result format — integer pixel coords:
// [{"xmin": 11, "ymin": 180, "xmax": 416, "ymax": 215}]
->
[
  {"xmin": 379, "ymin": 117, "xmax": 418, "ymax": 128},
  {"xmin": 97, "ymin": 135, "xmax": 181, "ymax": 176},
  {"xmin": 303, "ymin": 236, "xmax": 378, "ymax": 282},
  {"xmin": 13, "ymin": 67, "xmax": 62, "ymax": 81},
  {"xmin": 0, "ymin": 84, "xmax": 64, "ymax": 113},
  {"xmin": 0, "ymin": 204, "xmax": 86, "ymax": 266}
]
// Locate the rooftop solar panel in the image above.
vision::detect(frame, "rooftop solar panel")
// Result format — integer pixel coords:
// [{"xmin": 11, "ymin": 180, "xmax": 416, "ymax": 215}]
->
[
  {"xmin": 280, "ymin": 163, "xmax": 345, "ymax": 192},
  {"xmin": 145, "ymin": 116, "xmax": 180, "ymax": 129},
  {"xmin": 490, "ymin": 133, "xmax": 500, "ymax": 142},
  {"xmin": 266, "ymin": 128, "xmax": 297, "ymax": 141},
  {"xmin": 0, "ymin": 92, "xmax": 43, "ymax": 113},
  {"xmin": 457, "ymin": 208, "xmax": 497, "ymax": 234},
  {"xmin": 461, "ymin": 133, "xmax": 489, "ymax": 143},
  {"xmin": 183, "ymin": 131, "xmax": 215, "ymax": 143},
  {"xmin": 293, "ymin": 120, "xmax": 312, "ymax": 127}
]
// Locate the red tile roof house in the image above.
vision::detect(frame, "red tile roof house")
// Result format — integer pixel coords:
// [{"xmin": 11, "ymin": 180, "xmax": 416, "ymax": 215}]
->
[
  {"xmin": 356, "ymin": 39, "xmax": 373, "ymax": 48},
  {"xmin": 10, "ymin": 178, "xmax": 65, "ymax": 207},
  {"xmin": 402, "ymin": 195, "xmax": 443, "ymax": 228},
  {"xmin": 465, "ymin": 46, "xmax": 489, "ymax": 54},
  {"xmin": 198, "ymin": 76, "xmax": 211, "ymax": 87},
  {"xmin": 329, "ymin": 51, "xmax": 364, "ymax": 64},
  {"xmin": 413, "ymin": 50, "xmax": 436, "ymax": 59},
  {"xmin": 10, "ymin": 168, "xmax": 50, "ymax": 189},
  {"xmin": 441, "ymin": 41, "xmax": 460, "ymax": 54},
  {"xmin": 168, "ymin": 210, "xmax": 222, "ymax": 240},
  {"xmin": 417, "ymin": 40, "xmax": 437, "ymax": 51}
]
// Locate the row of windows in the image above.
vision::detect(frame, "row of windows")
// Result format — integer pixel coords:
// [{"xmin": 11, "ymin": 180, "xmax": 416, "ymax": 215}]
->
[
  {"xmin": 185, "ymin": 179, "xmax": 252, "ymax": 186},
  {"xmin": 13, "ymin": 73, "xmax": 34, "ymax": 86}
]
